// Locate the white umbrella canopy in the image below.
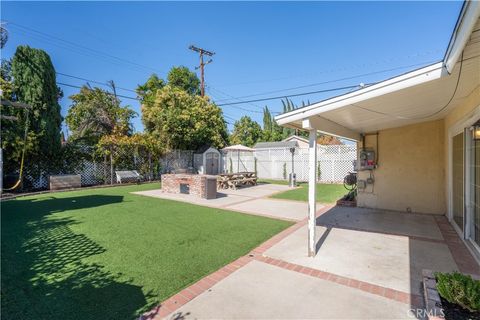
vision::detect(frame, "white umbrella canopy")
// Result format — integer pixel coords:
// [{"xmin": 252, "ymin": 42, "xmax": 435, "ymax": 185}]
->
[
  {"xmin": 222, "ymin": 144, "xmax": 255, "ymax": 152},
  {"xmin": 222, "ymin": 144, "xmax": 255, "ymax": 172}
]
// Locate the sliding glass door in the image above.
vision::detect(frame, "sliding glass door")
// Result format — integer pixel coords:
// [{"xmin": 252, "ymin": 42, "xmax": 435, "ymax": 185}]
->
[{"xmin": 467, "ymin": 127, "xmax": 480, "ymax": 249}]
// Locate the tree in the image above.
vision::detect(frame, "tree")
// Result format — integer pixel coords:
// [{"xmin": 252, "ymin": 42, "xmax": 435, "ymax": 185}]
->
[
  {"xmin": 65, "ymin": 86, "xmax": 136, "ymax": 145},
  {"xmin": 167, "ymin": 66, "xmax": 200, "ymax": 95},
  {"xmin": 0, "ymin": 59, "xmax": 14, "ymax": 100},
  {"xmin": 136, "ymin": 73, "xmax": 165, "ymax": 105},
  {"xmin": 1, "ymin": 46, "xmax": 63, "ymax": 178},
  {"xmin": 142, "ymin": 85, "xmax": 228, "ymax": 150},
  {"xmin": 11, "ymin": 46, "xmax": 63, "ymax": 155},
  {"xmin": 262, "ymin": 106, "xmax": 273, "ymax": 141},
  {"xmin": 230, "ymin": 116, "xmax": 263, "ymax": 147},
  {"xmin": 317, "ymin": 134, "xmax": 343, "ymax": 145}
]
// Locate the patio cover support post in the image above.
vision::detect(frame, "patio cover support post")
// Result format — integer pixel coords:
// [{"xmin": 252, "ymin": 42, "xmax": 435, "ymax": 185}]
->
[{"xmin": 308, "ymin": 129, "xmax": 317, "ymax": 257}]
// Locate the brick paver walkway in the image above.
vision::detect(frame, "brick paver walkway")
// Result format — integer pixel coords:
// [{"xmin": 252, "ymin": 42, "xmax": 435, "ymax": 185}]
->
[{"xmin": 141, "ymin": 207, "xmax": 479, "ymax": 320}]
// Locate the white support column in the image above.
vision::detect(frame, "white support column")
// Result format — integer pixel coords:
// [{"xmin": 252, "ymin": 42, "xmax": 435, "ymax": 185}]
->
[{"xmin": 308, "ymin": 129, "xmax": 317, "ymax": 257}]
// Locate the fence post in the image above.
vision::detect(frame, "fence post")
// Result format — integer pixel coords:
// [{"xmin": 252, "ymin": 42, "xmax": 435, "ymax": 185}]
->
[
  {"xmin": 148, "ymin": 152, "xmax": 152, "ymax": 181},
  {"xmin": 104, "ymin": 154, "xmax": 107, "ymax": 185},
  {"xmin": 110, "ymin": 151, "xmax": 113, "ymax": 185}
]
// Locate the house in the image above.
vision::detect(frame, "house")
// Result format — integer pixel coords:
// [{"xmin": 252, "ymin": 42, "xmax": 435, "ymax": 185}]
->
[
  {"xmin": 254, "ymin": 140, "xmax": 299, "ymax": 149},
  {"xmin": 275, "ymin": 1, "xmax": 480, "ymax": 259},
  {"xmin": 282, "ymin": 135, "xmax": 309, "ymax": 148}
]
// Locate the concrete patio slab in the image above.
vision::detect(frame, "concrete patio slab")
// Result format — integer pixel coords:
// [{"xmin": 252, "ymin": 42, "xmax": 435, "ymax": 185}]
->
[
  {"xmin": 132, "ymin": 184, "xmax": 313, "ymax": 221},
  {"xmin": 317, "ymin": 207, "xmax": 444, "ymax": 240},
  {"xmin": 165, "ymin": 260, "xmax": 418, "ymax": 320},
  {"xmin": 221, "ymin": 183, "xmax": 292, "ymax": 197},
  {"xmin": 265, "ymin": 224, "xmax": 458, "ymax": 294},
  {"xmin": 226, "ymin": 198, "xmax": 314, "ymax": 221}
]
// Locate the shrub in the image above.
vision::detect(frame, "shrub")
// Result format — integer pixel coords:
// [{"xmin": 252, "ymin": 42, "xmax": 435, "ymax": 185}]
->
[
  {"xmin": 435, "ymin": 271, "xmax": 480, "ymax": 312},
  {"xmin": 317, "ymin": 161, "xmax": 322, "ymax": 181}
]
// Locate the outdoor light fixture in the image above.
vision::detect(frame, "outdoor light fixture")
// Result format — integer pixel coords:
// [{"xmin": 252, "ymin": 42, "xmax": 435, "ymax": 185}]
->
[{"xmin": 473, "ymin": 122, "xmax": 480, "ymax": 141}]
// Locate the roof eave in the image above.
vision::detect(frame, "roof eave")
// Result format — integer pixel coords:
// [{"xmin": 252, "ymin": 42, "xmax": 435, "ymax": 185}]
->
[
  {"xmin": 443, "ymin": 0, "xmax": 480, "ymax": 73},
  {"xmin": 275, "ymin": 62, "xmax": 444, "ymax": 126}
]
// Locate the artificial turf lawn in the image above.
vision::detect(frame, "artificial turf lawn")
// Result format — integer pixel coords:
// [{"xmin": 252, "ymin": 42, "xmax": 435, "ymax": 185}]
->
[
  {"xmin": 1, "ymin": 183, "xmax": 292, "ymax": 320},
  {"xmin": 266, "ymin": 181, "xmax": 347, "ymax": 203}
]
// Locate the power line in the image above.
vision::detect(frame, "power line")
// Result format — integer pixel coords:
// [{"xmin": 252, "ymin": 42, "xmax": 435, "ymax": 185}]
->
[
  {"xmin": 7, "ymin": 21, "xmax": 164, "ymax": 74},
  {"xmin": 214, "ymin": 60, "xmax": 437, "ymax": 103},
  {"xmin": 215, "ymin": 49, "xmax": 443, "ymax": 88},
  {"xmin": 207, "ymin": 87, "xmax": 266, "ymax": 114},
  {"xmin": 57, "ymin": 82, "xmax": 140, "ymax": 101},
  {"xmin": 215, "ymin": 83, "xmax": 372, "ymax": 107},
  {"xmin": 352, "ymin": 53, "xmax": 466, "ymax": 120},
  {"xmin": 56, "ymin": 72, "xmax": 138, "ymax": 94}
]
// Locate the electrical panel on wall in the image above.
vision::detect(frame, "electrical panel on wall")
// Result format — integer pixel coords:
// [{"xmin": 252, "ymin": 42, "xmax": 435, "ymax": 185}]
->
[{"xmin": 359, "ymin": 149, "xmax": 376, "ymax": 170}]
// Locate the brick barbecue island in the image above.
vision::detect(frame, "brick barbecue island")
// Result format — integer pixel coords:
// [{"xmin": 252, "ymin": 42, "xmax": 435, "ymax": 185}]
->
[{"xmin": 161, "ymin": 174, "xmax": 218, "ymax": 199}]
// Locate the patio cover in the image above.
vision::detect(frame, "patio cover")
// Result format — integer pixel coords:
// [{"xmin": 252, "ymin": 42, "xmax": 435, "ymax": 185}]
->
[
  {"xmin": 275, "ymin": 2, "xmax": 480, "ymax": 140},
  {"xmin": 273, "ymin": 1, "xmax": 480, "ymax": 257}
]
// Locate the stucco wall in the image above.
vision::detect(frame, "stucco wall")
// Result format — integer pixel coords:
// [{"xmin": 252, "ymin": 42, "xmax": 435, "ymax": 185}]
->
[
  {"xmin": 357, "ymin": 120, "xmax": 446, "ymax": 214},
  {"xmin": 356, "ymin": 86, "xmax": 480, "ymax": 215}
]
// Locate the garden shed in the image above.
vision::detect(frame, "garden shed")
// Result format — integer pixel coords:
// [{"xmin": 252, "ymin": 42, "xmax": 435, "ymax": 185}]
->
[{"xmin": 193, "ymin": 145, "xmax": 221, "ymax": 175}]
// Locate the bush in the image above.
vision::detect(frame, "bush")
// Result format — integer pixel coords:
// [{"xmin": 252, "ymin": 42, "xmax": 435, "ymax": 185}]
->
[{"xmin": 435, "ymin": 271, "xmax": 480, "ymax": 312}]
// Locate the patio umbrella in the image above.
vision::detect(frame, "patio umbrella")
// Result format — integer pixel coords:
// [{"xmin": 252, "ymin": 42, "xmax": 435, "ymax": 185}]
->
[{"xmin": 222, "ymin": 144, "xmax": 255, "ymax": 173}]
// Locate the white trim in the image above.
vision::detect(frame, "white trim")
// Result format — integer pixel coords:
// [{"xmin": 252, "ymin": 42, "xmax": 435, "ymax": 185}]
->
[
  {"xmin": 275, "ymin": 2, "xmax": 480, "ymax": 128},
  {"xmin": 447, "ymin": 105, "xmax": 480, "ymax": 238},
  {"xmin": 444, "ymin": 1, "xmax": 480, "ymax": 73},
  {"xmin": 282, "ymin": 135, "xmax": 309, "ymax": 144},
  {"xmin": 302, "ymin": 116, "xmax": 361, "ymax": 141},
  {"xmin": 275, "ymin": 63, "xmax": 445, "ymax": 126},
  {"xmin": 307, "ymin": 130, "xmax": 317, "ymax": 257}
]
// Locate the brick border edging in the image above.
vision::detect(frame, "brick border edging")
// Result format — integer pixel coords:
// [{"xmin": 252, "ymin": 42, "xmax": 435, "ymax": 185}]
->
[
  {"xmin": 143, "ymin": 205, "xmax": 460, "ymax": 319},
  {"xmin": 139, "ymin": 208, "xmax": 319, "ymax": 320},
  {"xmin": 434, "ymin": 216, "xmax": 480, "ymax": 275},
  {"xmin": 422, "ymin": 269, "xmax": 445, "ymax": 320},
  {"xmin": 253, "ymin": 254, "xmax": 424, "ymax": 308},
  {"xmin": 140, "ymin": 255, "xmax": 254, "ymax": 320}
]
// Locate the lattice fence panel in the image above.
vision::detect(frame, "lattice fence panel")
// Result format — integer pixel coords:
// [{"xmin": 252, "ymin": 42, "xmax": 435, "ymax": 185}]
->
[
  {"xmin": 17, "ymin": 149, "xmax": 194, "ymax": 191},
  {"xmin": 221, "ymin": 145, "xmax": 356, "ymax": 183}
]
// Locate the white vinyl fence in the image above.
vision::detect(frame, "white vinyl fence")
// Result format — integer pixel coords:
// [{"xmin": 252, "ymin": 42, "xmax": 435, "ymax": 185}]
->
[{"xmin": 221, "ymin": 145, "xmax": 356, "ymax": 183}]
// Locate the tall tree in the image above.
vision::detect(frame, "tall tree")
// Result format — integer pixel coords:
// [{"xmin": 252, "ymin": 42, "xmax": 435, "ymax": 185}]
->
[
  {"xmin": 262, "ymin": 106, "xmax": 273, "ymax": 141},
  {"xmin": 167, "ymin": 66, "xmax": 200, "ymax": 95},
  {"xmin": 230, "ymin": 116, "xmax": 263, "ymax": 147},
  {"xmin": 7, "ymin": 46, "xmax": 63, "ymax": 160},
  {"xmin": 142, "ymin": 85, "xmax": 228, "ymax": 150},
  {"xmin": 136, "ymin": 73, "xmax": 165, "ymax": 105},
  {"xmin": 65, "ymin": 86, "xmax": 136, "ymax": 145}
]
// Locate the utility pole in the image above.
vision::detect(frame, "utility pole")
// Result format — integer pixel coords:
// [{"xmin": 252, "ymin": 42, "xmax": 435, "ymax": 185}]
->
[{"xmin": 189, "ymin": 45, "xmax": 214, "ymax": 96}]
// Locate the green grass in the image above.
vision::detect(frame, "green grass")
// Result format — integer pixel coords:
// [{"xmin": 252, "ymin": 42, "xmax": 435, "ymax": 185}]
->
[
  {"xmin": 257, "ymin": 178, "xmax": 290, "ymax": 185},
  {"xmin": 1, "ymin": 183, "xmax": 292, "ymax": 320},
  {"xmin": 264, "ymin": 180, "xmax": 347, "ymax": 203}
]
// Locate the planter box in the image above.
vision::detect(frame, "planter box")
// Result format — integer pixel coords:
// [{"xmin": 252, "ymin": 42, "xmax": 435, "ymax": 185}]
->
[
  {"xmin": 49, "ymin": 174, "xmax": 81, "ymax": 190},
  {"xmin": 422, "ymin": 269, "xmax": 445, "ymax": 320}
]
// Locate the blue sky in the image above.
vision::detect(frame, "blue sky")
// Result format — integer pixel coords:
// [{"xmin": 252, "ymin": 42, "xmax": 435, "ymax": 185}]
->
[{"xmin": 1, "ymin": 1, "xmax": 463, "ymax": 134}]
